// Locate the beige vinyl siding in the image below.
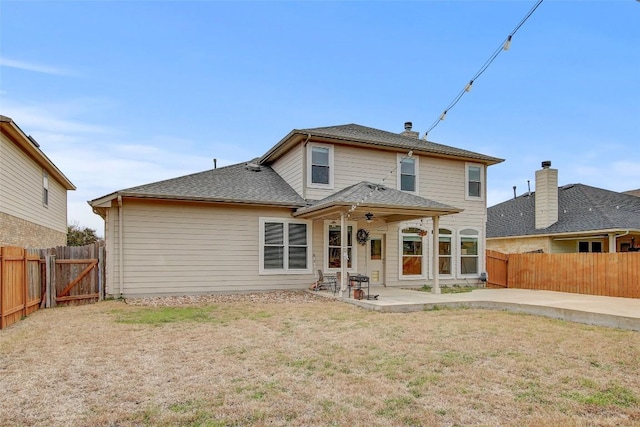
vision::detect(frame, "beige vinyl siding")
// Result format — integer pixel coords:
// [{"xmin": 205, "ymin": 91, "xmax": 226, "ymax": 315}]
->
[
  {"xmin": 104, "ymin": 207, "xmax": 118, "ymax": 296},
  {"xmin": 0, "ymin": 133, "xmax": 67, "ymax": 233},
  {"xmin": 421, "ymin": 157, "xmax": 485, "ymax": 217},
  {"xmin": 306, "ymin": 145, "xmax": 396, "ymax": 200},
  {"xmin": 105, "ymin": 199, "xmax": 314, "ymax": 297},
  {"xmin": 271, "ymin": 144, "xmax": 303, "ymax": 196}
]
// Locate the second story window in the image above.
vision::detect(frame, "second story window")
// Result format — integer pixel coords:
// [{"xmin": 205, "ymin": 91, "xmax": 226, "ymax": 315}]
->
[
  {"xmin": 466, "ymin": 163, "xmax": 483, "ymax": 199},
  {"xmin": 308, "ymin": 143, "xmax": 334, "ymax": 188},
  {"xmin": 42, "ymin": 170, "xmax": 49, "ymax": 207},
  {"xmin": 398, "ymin": 155, "xmax": 418, "ymax": 193}
]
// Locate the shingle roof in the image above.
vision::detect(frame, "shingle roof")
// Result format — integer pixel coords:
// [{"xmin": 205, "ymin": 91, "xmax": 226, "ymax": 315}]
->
[
  {"xmin": 487, "ymin": 184, "xmax": 640, "ymax": 238},
  {"xmin": 262, "ymin": 123, "xmax": 503, "ymax": 165},
  {"xmin": 97, "ymin": 160, "xmax": 306, "ymax": 206},
  {"xmin": 295, "ymin": 181, "xmax": 461, "ymax": 216}
]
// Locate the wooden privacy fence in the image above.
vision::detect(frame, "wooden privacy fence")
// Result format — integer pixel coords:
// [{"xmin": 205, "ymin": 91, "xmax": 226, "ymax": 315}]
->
[
  {"xmin": 0, "ymin": 247, "xmax": 41, "ymax": 329},
  {"xmin": 0, "ymin": 243, "xmax": 105, "ymax": 329},
  {"xmin": 486, "ymin": 250, "xmax": 640, "ymax": 299}
]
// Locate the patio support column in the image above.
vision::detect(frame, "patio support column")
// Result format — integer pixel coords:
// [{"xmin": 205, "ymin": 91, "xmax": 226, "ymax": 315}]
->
[
  {"xmin": 608, "ymin": 233, "xmax": 617, "ymax": 253},
  {"xmin": 339, "ymin": 212, "xmax": 347, "ymax": 298},
  {"xmin": 432, "ymin": 215, "xmax": 441, "ymax": 294}
]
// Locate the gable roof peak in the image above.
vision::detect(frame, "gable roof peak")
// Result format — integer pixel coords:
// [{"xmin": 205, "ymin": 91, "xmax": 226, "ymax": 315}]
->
[{"xmin": 260, "ymin": 122, "xmax": 503, "ymax": 166}]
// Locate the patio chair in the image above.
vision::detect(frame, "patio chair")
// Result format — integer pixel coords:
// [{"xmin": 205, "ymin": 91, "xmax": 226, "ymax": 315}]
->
[{"xmin": 313, "ymin": 270, "xmax": 337, "ymax": 293}]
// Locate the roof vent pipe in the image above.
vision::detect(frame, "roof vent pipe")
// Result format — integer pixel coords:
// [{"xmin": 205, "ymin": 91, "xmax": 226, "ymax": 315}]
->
[
  {"xmin": 513, "ymin": 186, "xmax": 517, "ymax": 199},
  {"xmin": 213, "ymin": 158, "xmax": 217, "ymax": 169}
]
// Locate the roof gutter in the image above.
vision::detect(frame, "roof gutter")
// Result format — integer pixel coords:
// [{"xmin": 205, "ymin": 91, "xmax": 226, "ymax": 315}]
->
[{"xmin": 90, "ymin": 192, "xmax": 307, "ymax": 209}]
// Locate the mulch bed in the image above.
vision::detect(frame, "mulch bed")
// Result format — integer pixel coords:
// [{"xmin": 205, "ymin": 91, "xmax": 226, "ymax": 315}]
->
[{"xmin": 124, "ymin": 290, "xmax": 332, "ymax": 306}]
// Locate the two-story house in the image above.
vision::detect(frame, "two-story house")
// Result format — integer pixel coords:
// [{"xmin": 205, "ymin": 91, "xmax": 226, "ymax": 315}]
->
[
  {"xmin": 1, "ymin": 115, "xmax": 76, "ymax": 248},
  {"xmin": 89, "ymin": 122, "xmax": 503, "ymax": 298}
]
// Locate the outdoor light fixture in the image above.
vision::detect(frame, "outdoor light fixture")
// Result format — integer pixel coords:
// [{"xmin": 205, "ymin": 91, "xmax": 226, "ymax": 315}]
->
[
  {"xmin": 503, "ymin": 35, "xmax": 512, "ymax": 51},
  {"xmin": 365, "ymin": 212, "xmax": 374, "ymax": 223},
  {"xmin": 465, "ymin": 80, "xmax": 474, "ymax": 92}
]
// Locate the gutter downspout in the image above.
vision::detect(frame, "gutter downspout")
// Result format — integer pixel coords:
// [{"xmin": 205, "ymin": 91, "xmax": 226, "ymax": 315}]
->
[
  {"xmin": 611, "ymin": 231, "xmax": 630, "ymax": 253},
  {"xmin": 118, "ymin": 196, "xmax": 123, "ymax": 297}
]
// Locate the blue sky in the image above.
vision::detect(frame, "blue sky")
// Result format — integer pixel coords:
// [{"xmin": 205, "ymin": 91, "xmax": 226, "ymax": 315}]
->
[{"xmin": 1, "ymin": 0, "xmax": 638, "ymax": 235}]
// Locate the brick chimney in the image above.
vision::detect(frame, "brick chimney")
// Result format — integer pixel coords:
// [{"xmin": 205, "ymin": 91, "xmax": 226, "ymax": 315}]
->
[
  {"xmin": 400, "ymin": 121, "xmax": 419, "ymax": 139},
  {"xmin": 535, "ymin": 160, "xmax": 559, "ymax": 229}
]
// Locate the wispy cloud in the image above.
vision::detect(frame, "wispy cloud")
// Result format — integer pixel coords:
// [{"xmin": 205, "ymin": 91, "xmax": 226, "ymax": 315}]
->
[
  {"xmin": 0, "ymin": 56, "xmax": 77, "ymax": 77},
  {"xmin": 3, "ymin": 99, "xmax": 234, "ymax": 235}
]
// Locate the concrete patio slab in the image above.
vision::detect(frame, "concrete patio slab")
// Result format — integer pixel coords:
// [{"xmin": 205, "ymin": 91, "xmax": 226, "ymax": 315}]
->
[{"xmin": 313, "ymin": 287, "xmax": 640, "ymax": 332}]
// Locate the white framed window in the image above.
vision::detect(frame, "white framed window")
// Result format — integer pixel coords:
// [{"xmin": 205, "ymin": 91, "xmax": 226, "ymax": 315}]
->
[
  {"xmin": 465, "ymin": 163, "xmax": 484, "ymax": 200},
  {"xmin": 324, "ymin": 221, "xmax": 357, "ymax": 271},
  {"xmin": 459, "ymin": 228, "xmax": 480, "ymax": 276},
  {"xmin": 438, "ymin": 228, "xmax": 453, "ymax": 276},
  {"xmin": 400, "ymin": 227, "xmax": 426, "ymax": 279},
  {"xmin": 259, "ymin": 218, "xmax": 311, "ymax": 274},
  {"xmin": 307, "ymin": 143, "xmax": 334, "ymax": 188},
  {"xmin": 42, "ymin": 170, "xmax": 49, "ymax": 207},
  {"xmin": 398, "ymin": 154, "xmax": 418, "ymax": 193},
  {"xmin": 578, "ymin": 241, "xmax": 603, "ymax": 253}
]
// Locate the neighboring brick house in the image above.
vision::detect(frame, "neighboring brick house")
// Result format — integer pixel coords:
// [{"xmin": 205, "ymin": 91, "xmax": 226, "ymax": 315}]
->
[
  {"xmin": 0, "ymin": 115, "xmax": 76, "ymax": 248},
  {"xmin": 90, "ymin": 122, "xmax": 503, "ymax": 298},
  {"xmin": 487, "ymin": 161, "xmax": 640, "ymax": 254}
]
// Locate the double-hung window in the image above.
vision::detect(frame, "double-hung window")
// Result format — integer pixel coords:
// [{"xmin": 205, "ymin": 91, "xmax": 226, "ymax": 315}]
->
[
  {"xmin": 466, "ymin": 163, "xmax": 483, "ymax": 200},
  {"xmin": 459, "ymin": 228, "xmax": 479, "ymax": 275},
  {"xmin": 42, "ymin": 170, "xmax": 49, "ymax": 207},
  {"xmin": 398, "ymin": 155, "xmax": 418, "ymax": 193},
  {"xmin": 308, "ymin": 144, "xmax": 334, "ymax": 188},
  {"xmin": 260, "ymin": 218, "xmax": 310, "ymax": 274}
]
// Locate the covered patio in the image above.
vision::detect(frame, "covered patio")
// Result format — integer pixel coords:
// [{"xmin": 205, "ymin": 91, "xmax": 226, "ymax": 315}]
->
[{"xmin": 294, "ymin": 181, "xmax": 462, "ymax": 295}]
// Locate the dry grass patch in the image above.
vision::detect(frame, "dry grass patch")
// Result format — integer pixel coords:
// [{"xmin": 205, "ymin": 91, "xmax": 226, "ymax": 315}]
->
[{"xmin": 0, "ymin": 291, "xmax": 638, "ymax": 426}]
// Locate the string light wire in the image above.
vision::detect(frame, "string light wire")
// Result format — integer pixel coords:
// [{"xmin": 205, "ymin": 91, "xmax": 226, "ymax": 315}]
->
[
  {"xmin": 345, "ymin": 0, "xmax": 544, "ymax": 220},
  {"xmin": 423, "ymin": 0, "xmax": 544, "ymax": 139}
]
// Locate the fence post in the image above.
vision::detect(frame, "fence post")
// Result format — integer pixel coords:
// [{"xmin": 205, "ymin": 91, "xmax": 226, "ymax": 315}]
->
[
  {"xmin": 45, "ymin": 254, "xmax": 56, "ymax": 308},
  {"xmin": 22, "ymin": 248, "xmax": 28, "ymax": 319}
]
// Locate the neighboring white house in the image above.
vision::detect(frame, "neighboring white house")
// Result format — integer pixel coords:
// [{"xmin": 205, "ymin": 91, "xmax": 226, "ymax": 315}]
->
[
  {"xmin": 0, "ymin": 115, "xmax": 76, "ymax": 248},
  {"xmin": 90, "ymin": 122, "xmax": 503, "ymax": 298}
]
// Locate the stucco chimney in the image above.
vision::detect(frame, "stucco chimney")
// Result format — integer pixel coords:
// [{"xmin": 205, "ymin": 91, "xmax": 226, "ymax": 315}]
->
[
  {"xmin": 535, "ymin": 160, "xmax": 558, "ymax": 229},
  {"xmin": 400, "ymin": 121, "xmax": 420, "ymax": 139}
]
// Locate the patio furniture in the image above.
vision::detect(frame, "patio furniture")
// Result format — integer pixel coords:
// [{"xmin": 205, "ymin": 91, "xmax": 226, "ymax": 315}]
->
[
  {"xmin": 313, "ymin": 270, "xmax": 338, "ymax": 294},
  {"xmin": 348, "ymin": 274, "xmax": 378, "ymax": 300}
]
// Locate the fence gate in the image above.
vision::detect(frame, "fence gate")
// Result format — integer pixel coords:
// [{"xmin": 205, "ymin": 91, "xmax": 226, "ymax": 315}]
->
[
  {"xmin": 43, "ymin": 244, "xmax": 104, "ymax": 307},
  {"xmin": 486, "ymin": 250, "xmax": 508, "ymax": 288}
]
